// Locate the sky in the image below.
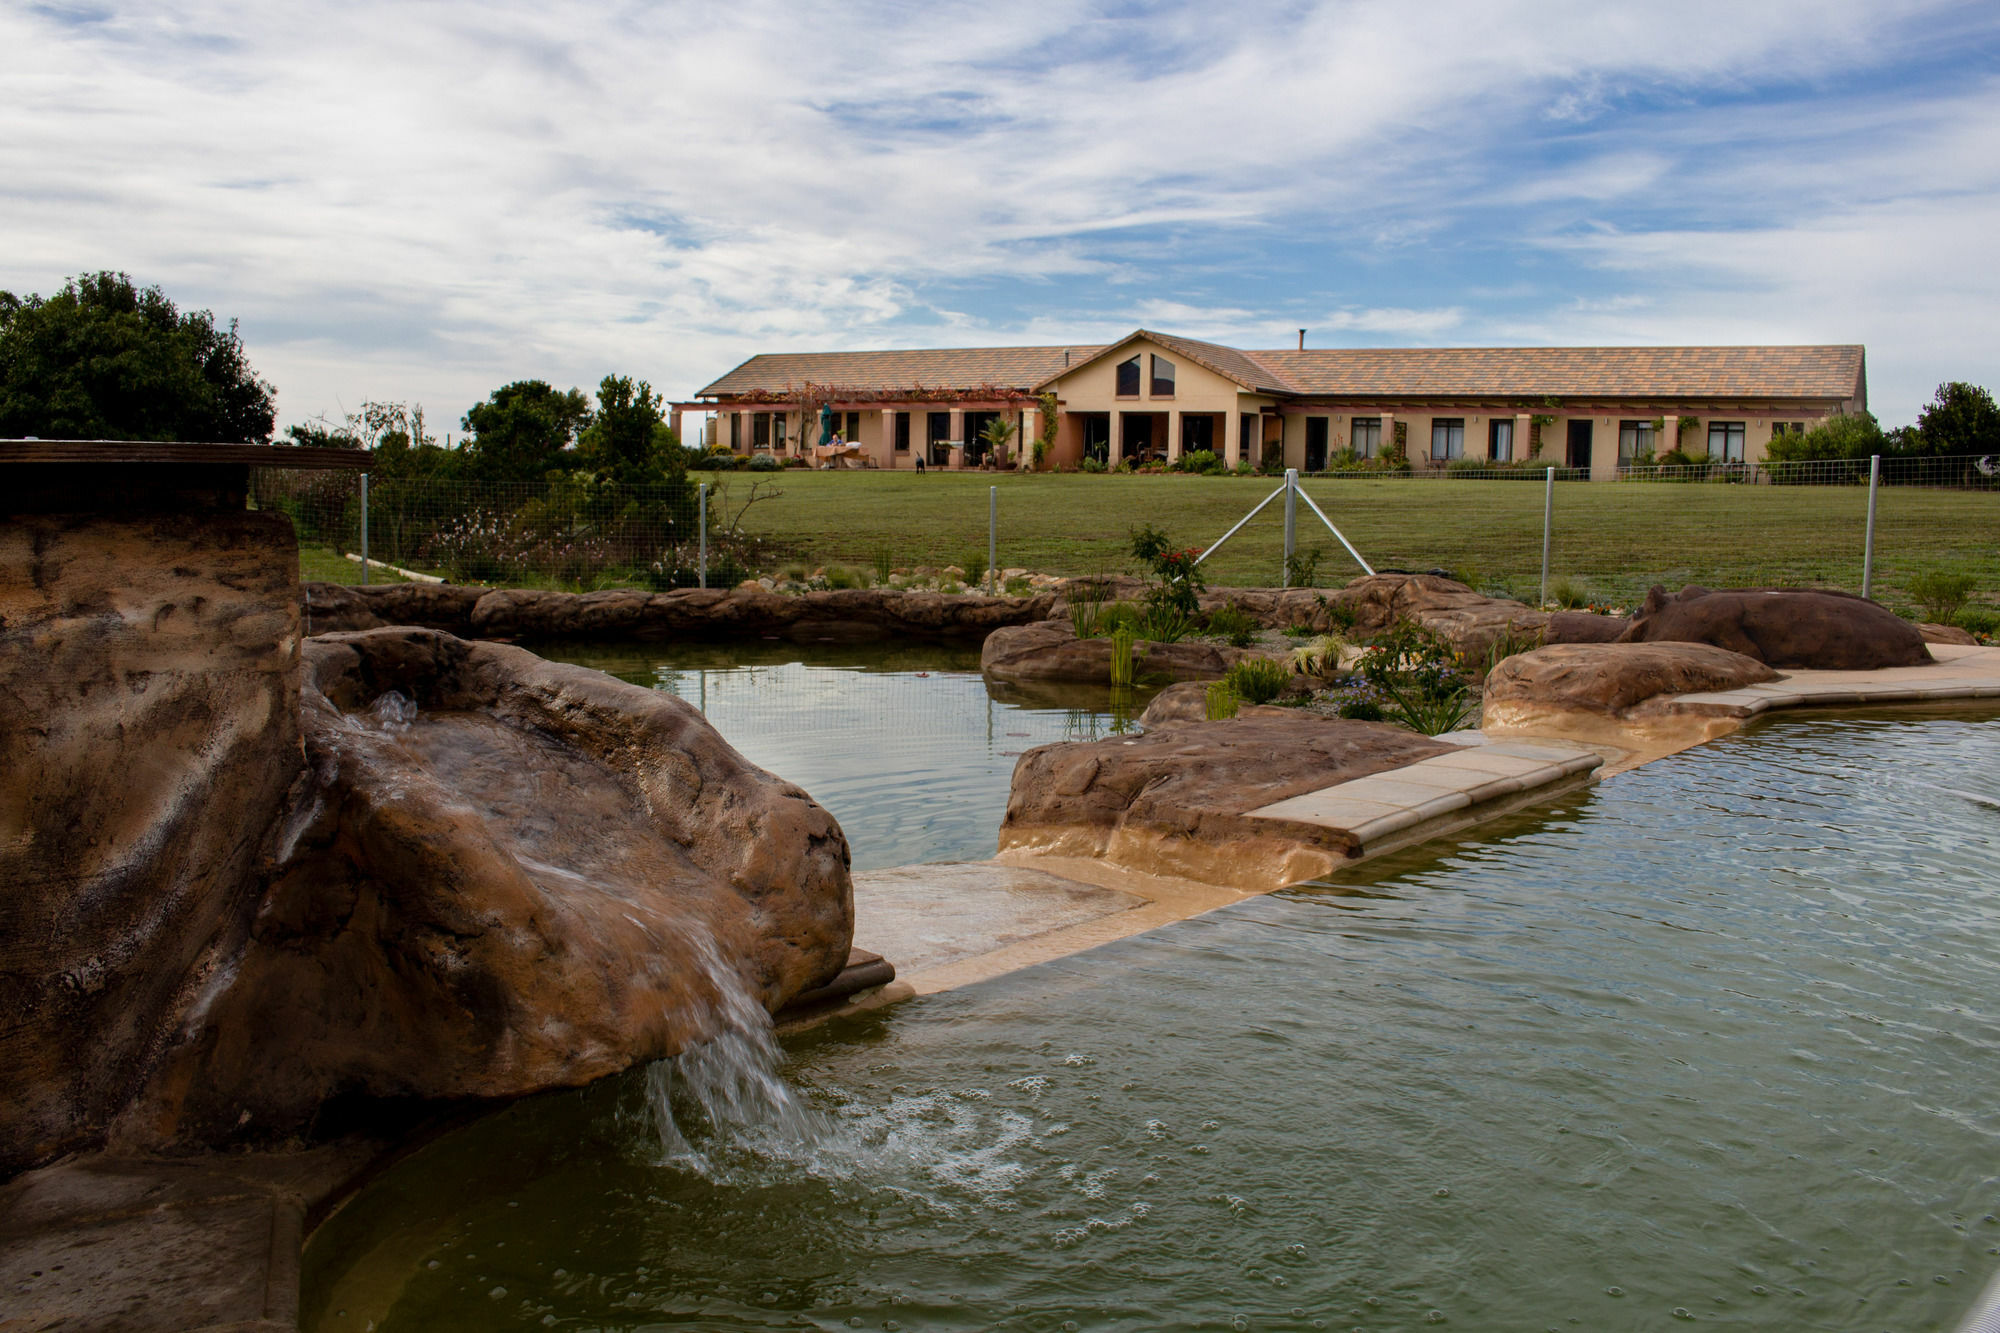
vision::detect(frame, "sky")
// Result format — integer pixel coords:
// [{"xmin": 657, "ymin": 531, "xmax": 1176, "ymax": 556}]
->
[{"xmin": 4, "ymin": 0, "xmax": 1998, "ymax": 433}]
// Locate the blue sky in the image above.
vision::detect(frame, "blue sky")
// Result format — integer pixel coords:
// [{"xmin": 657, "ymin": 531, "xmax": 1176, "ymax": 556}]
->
[{"xmin": 4, "ymin": 0, "xmax": 1998, "ymax": 430}]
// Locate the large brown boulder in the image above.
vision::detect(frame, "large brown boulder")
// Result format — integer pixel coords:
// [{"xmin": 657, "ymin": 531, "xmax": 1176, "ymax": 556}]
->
[
  {"xmin": 1618, "ymin": 584, "xmax": 1931, "ymax": 669},
  {"xmin": 0, "ymin": 512, "xmax": 302, "ymax": 1178},
  {"xmin": 127, "ymin": 628, "xmax": 854, "ymax": 1151},
  {"xmin": 999, "ymin": 715, "xmax": 1454, "ymax": 885},
  {"xmin": 303, "ymin": 582, "xmax": 1055, "ymax": 641},
  {"xmin": 1484, "ymin": 642, "xmax": 1779, "ymax": 722},
  {"xmin": 981, "ymin": 618, "xmax": 1257, "ymax": 683}
]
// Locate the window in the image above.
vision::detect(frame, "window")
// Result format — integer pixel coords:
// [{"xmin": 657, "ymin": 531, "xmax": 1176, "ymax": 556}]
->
[
  {"xmin": 927, "ymin": 411, "xmax": 954, "ymax": 465},
  {"xmin": 1150, "ymin": 355, "xmax": 1176, "ymax": 397},
  {"xmin": 1430, "ymin": 418, "xmax": 1464, "ymax": 461},
  {"xmin": 1489, "ymin": 419, "xmax": 1513, "ymax": 461},
  {"xmin": 1708, "ymin": 420, "xmax": 1746, "ymax": 462},
  {"xmin": 1305, "ymin": 417, "xmax": 1330, "ymax": 471},
  {"xmin": 894, "ymin": 411, "xmax": 911, "ymax": 452},
  {"xmin": 1181, "ymin": 413, "xmax": 1214, "ymax": 454},
  {"xmin": 752, "ymin": 412, "xmax": 772, "ymax": 449},
  {"xmin": 1771, "ymin": 421, "xmax": 1805, "ymax": 438},
  {"xmin": 1351, "ymin": 417, "xmax": 1381, "ymax": 459},
  {"xmin": 1116, "ymin": 356, "xmax": 1141, "ymax": 397},
  {"xmin": 731, "ymin": 413, "xmax": 742, "ymax": 450},
  {"xmin": 841, "ymin": 411, "xmax": 861, "ymax": 442},
  {"xmin": 1618, "ymin": 419, "xmax": 1655, "ymax": 462}
]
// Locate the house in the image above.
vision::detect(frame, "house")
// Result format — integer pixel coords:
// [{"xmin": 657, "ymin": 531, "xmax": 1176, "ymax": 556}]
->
[{"xmin": 673, "ymin": 331, "xmax": 1866, "ymax": 478}]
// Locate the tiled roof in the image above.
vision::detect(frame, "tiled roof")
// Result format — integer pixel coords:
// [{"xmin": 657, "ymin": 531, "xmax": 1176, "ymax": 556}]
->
[
  {"xmin": 1032, "ymin": 329, "xmax": 1298, "ymax": 395},
  {"xmin": 697, "ymin": 346, "xmax": 1101, "ymax": 397},
  {"xmin": 696, "ymin": 339, "xmax": 1866, "ymax": 403},
  {"xmin": 1248, "ymin": 345, "xmax": 1866, "ymax": 401}
]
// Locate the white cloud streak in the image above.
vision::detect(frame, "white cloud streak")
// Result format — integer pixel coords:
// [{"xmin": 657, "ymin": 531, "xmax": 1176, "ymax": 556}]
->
[{"xmin": 0, "ymin": 0, "xmax": 1993, "ymax": 425}]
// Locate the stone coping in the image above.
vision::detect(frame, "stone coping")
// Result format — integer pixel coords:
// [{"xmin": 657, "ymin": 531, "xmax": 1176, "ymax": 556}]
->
[
  {"xmin": 1243, "ymin": 737, "xmax": 1603, "ymax": 852},
  {"xmin": 1663, "ymin": 642, "xmax": 2000, "ymax": 715}
]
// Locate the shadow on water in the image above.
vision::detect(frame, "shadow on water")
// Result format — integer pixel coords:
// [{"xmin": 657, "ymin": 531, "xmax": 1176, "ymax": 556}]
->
[{"xmin": 302, "ymin": 676, "xmax": 2000, "ymax": 1332}]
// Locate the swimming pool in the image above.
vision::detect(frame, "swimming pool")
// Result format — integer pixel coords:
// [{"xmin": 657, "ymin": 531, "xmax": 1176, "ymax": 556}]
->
[{"xmin": 303, "ymin": 648, "xmax": 2000, "ymax": 1332}]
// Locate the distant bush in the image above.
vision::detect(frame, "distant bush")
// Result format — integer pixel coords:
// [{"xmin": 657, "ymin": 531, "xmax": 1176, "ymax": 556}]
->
[
  {"xmin": 1955, "ymin": 606, "xmax": 1999, "ymax": 638},
  {"xmin": 1205, "ymin": 680, "xmax": 1241, "ymax": 720},
  {"xmin": 1175, "ymin": 448, "xmax": 1223, "ymax": 475},
  {"xmin": 747, "ymin": 454, "xmax": 783, "ymax": 472},
  {"xmin": 1078, "ymin": 456, "xmax": 1108, "ymax": 474},
  {"xmin": 1545, "ymin": 576, "xmax": 1592, "ymax": 610},
  {"xmin": 1908, "ymin": 570, "xmax": 1978, "ymax": 622}
]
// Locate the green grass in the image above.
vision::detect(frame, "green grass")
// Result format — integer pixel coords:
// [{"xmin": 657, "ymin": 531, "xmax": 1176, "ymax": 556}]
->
[
  {"xmin": 299, "ymin": 543, "xmax": 414, "ymax": 584},
  {"xmin": 723, "ymin": 471, "xmax": 2000, "ymax": 613}
]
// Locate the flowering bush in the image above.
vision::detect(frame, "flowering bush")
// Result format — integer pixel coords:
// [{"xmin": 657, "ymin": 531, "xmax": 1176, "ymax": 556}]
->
[{"xmin": 1130, "ymin": 524, "xmax": 1205, "ymax": 619}]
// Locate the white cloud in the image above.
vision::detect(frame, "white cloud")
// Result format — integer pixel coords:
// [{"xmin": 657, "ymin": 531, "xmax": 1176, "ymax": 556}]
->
[{"xmin": 0, "ymin": 0, "xmax": 1992, "ymax": 427}]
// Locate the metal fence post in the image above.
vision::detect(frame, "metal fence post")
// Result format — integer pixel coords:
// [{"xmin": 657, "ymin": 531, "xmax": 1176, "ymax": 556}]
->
[
  {"xmin": 698, "ymin": 482, "xmax": 709, "ymax": 589},
  {"xmin": 359, "ymin": 472, "xmax": 370, "ymax": 586},
  {"xmin": 1282, "ymin": 468, "xmax": 1298, "ymax": 588},
  {"xmin": 1861, "ymin": 453, "xmax": 1880, "ymax": 600},
  {"xmin": 1539, "ymin": 466, "xmax": 1554, "ymax": 608},
  {"xmin": 988, "ymin": 486, "xmax": 998, "ymax": 594}
]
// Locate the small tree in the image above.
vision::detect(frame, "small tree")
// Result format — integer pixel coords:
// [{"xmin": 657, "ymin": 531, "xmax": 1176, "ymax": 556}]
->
[
  {"xmin": 460, "ymin": 380, "xmax": 593, "ymax": 482},
  {"xmin": 1914, "ymin": 382, "xmax": 2000, "ymax": 456}
]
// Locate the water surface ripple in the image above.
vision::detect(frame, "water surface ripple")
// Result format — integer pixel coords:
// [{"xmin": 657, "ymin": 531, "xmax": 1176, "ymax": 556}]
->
[{"xmin": 303, "ymin": 670, "xmax": 2000, "ymax": 1332}]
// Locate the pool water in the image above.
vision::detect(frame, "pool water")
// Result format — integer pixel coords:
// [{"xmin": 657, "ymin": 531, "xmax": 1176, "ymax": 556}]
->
[
  {"xmin": 548, "ymin": 641, "xmax": 1155, "ymax": 872},
  {"xmin": 302, "ymin": 648, "xmax": 2000, "ymax": 1333}
]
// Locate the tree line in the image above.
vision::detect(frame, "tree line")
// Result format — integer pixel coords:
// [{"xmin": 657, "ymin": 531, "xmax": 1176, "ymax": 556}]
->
[{"xmin": 0, "ymin": 270, "xmax": 692, "ymax": 489}]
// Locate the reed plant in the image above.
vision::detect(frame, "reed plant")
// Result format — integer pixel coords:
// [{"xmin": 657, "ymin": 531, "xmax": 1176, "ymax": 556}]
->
[
  {"xmin": 1109, "ymin": 625, "xmax": 1139, "ymax": 688},
  {"xmin": 1222, "ymin": 657, "xmax": 1290, "ymax": 704},
  {"xmin": 1205, "ymin": 680, "xmax": 1241, "ymax": 720}
]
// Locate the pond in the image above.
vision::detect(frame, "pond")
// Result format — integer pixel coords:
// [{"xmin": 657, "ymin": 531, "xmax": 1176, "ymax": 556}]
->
[{"xmin": 302, "ymin": 645, "xmax": 2000, "ymax": 1332}]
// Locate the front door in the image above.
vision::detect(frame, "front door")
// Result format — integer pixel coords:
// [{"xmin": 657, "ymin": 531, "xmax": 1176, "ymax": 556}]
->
[{"xmin": 1566, "ymin": 419, "xmax": 1593, "ymax": 470}]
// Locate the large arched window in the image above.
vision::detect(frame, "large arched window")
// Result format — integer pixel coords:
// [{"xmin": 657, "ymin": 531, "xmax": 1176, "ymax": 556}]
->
[
  {"xmin": 1115, "ymin": 356, "xmax": 1141, "ymax": 397},
  {"xmin": 1150, "ymin": 355, "xmax": 1175, "ymax": 397}
]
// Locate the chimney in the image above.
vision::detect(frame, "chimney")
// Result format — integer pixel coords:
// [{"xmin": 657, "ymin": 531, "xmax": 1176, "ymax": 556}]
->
[{"xmin": 1298, "ymin": 329, "xmax": 1306, "ymax": 350}]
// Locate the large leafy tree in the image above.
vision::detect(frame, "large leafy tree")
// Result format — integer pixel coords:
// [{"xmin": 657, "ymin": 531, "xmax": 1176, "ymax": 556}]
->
[
  {"xmin": 1913, "ymin": 381, "xmax": 2000, "ymax": 456},
  {"xmin": 578, "ymin": 374, "xmax": 683, "ymax": 487},
  {"xmin": 460, "ymin": 379, "xmax": 593, "ymax": 482},
  {"xmin": 0, "ymin": 271, "xmax": 276, "ymax": 442}
]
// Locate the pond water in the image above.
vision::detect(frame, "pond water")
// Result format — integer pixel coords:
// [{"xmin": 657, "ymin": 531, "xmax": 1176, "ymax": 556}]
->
[
  {"xmin": 544, "ymin": 641, "xmax": 1156, "ymax": 872},
  {"xmin": 302, "ymin": 647, "xmax": 2000, "ymax": 1333}
]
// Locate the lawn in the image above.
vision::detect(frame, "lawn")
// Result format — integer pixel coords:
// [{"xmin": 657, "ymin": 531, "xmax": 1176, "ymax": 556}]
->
[{"xmin": 714, "ymin": 469, "xmax": 2000, "ymax": 613}]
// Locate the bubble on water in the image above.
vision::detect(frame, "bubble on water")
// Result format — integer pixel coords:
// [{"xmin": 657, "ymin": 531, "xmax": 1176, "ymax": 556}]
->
[
  {"xmin": 1145, "ymin": 1119, "xmax": 1169, "ymax": 1140},
  {"xmin": 1672, "ymin": 1309, "xmax": 1693, "ymax": 1321},
  {"xmin": 1142, "ymin": 1173, "xmax": 1160, "ymax": 1184},
  {"xmin": 1231, "ymin": 1319, "xmax": 1248, "ymax": 1331},
  {"xmin": 1434, "ymin": 1187, "xmax": 1451, "ymax": 1197},
  {"xmin": 1009, "ymin": 1076, "xmax": 1051, "ymax": 1095},
  {"xmin": 1426, "ymin": 1311, "xmax": 1447, "ymax": 1324},
  {"xmin": 1202, "ymin": 1119, "xmax": 1221, "ymax": 1131},
  {"xmin": 488, "ymin": 1286, "xmax": 507, "ymax": 1299},
  {"xmin": 1287, "ymin": 1243, "xmax": 1308, "ymax": 1258},
  {"xmin": 1752, "ymin": 1285, "xmax": 1770, "ymax": 1295},
  {"xmin": 1896, "ymin": 1279, "xmax": 1912, "ymax": 1287},
  {"xmin": 425, "ymin": 1260, "xmax": 439, "ymax": 1270},
  {"xmin": 1292, "ymin": 1308, "xmax": 1305, "ymax": 1317},
  {"xmin": 959, "ymin": 1088, "xmax": 990, "ymax": 1100},
  {"xmin": 1192, "ymin": 1144, "xmax": 1211, "ymax": 1154},
  {"xmin": 551, "ymin": 1268, "xmax": 565, "ymax": 1279},
  {"xmin": 1224, "ymin": 1194, "xmax": 1248, "ymax": 1214},
  {"xmin": 847, "ymin": 1318, "xmax": 863, "ymax": 1328},
  {"xmin": 1063, "ymin": 1323, "xmax": 1080, "ymax": 1332},
  {"xmin": 1130, "ymin": 1202, "xmax": 1151, "ymax": 1218},
  {"xmin": 885, "ymin": 1322, "xmax": 902, "ymax": 1331},
  {"xmin": 1365, "ymin": 1296, "xmax": 1381, "ymax": 1307},
  {"xmin": 1062, "ymin": 1053, "xmax": 1094, "ymax": 1066},
  {"xmin": 1271, "ymin": 1275, "xmax": 1289, "ymax": 1288},
  {"xmin": 1606, "ymin": 1286, "xmax": 1625, "ymax": 1297},
  {"xmin": 1935, "ymin": 1275, "xmax": 1953, "ymax": 1285},
  {"xmin": 362, "ymin": 691, "xmax": 417, "ymax": 733}
]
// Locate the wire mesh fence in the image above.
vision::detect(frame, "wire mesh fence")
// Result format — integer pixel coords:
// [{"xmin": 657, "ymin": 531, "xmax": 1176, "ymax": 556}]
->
[{"xmin": 255, "ymin": 456, "xmax": 2000, "ymax": 628}]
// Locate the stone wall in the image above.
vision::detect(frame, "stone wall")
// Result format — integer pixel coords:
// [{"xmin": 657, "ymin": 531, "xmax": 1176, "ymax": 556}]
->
[{"xmin": 0, "ymin": 510, "xmax": 303, "ymax": 1176}]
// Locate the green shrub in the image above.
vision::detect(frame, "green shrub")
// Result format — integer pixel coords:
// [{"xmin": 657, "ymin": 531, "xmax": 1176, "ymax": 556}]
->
[
  {"xmin": 871, "ymin": 546, "xmax": 895, "ymax": 584},
  {"xmin": 1907, "ymin": 570, "xmax": 1978, "ymax": 622},
  {"xmin": 1130, "ymin": 522, "xmax": 1205, "ymax": 622},
  {"xmin": 1004, "ymin": 575, "xmax": 1031, "ymax": 596},
  {"xmin": 747, "ymin": 454, "xmax": 782, "ymax": 472},
  {"xmin": 1137, "ymin": 602, "xmax": 1194, "ymax": 643},
  {"xmin": 1202, "ymin": 603, "xmax": 1261, "ymax": 647},
  {"xmin": 1176, "ymin": 448, "xmax": 1222, "ymax": 474},
  {"xmin": 1545, "ymin": 576, "xmax": 1591, "ymax": 610},
  {"xmin": 1078, "ymin": 457, "xmax": 1107, "ymax": 474},
  {"xmin": 1483, "ymin": 625, "xmax": 1546, "ymax": 674},
  {"xmin": 1954, "ymin": 606, "xmax": 1999, "ymax": 637},
  {"xmin": 1289, "ymin": 633, "xmax": 1346, "ymax": 676},
  {"xmin": 825, "ymin": 566, "xmax": 863, "ymax": 590},
  {"xmin": 1223, "ymin": 657, "xmax": 1290, "ymax": 705},
  {"xmin": 1205, "ymin": 680, "xmax": 1241, "ymax": 720},
  {"xmin": 1357, "ymin": 621, "xmax": 1475, "ymax": 735},
  {"xmin": 1283, "ymin": 623, "xmax": 1319, "ymax": 639}
]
